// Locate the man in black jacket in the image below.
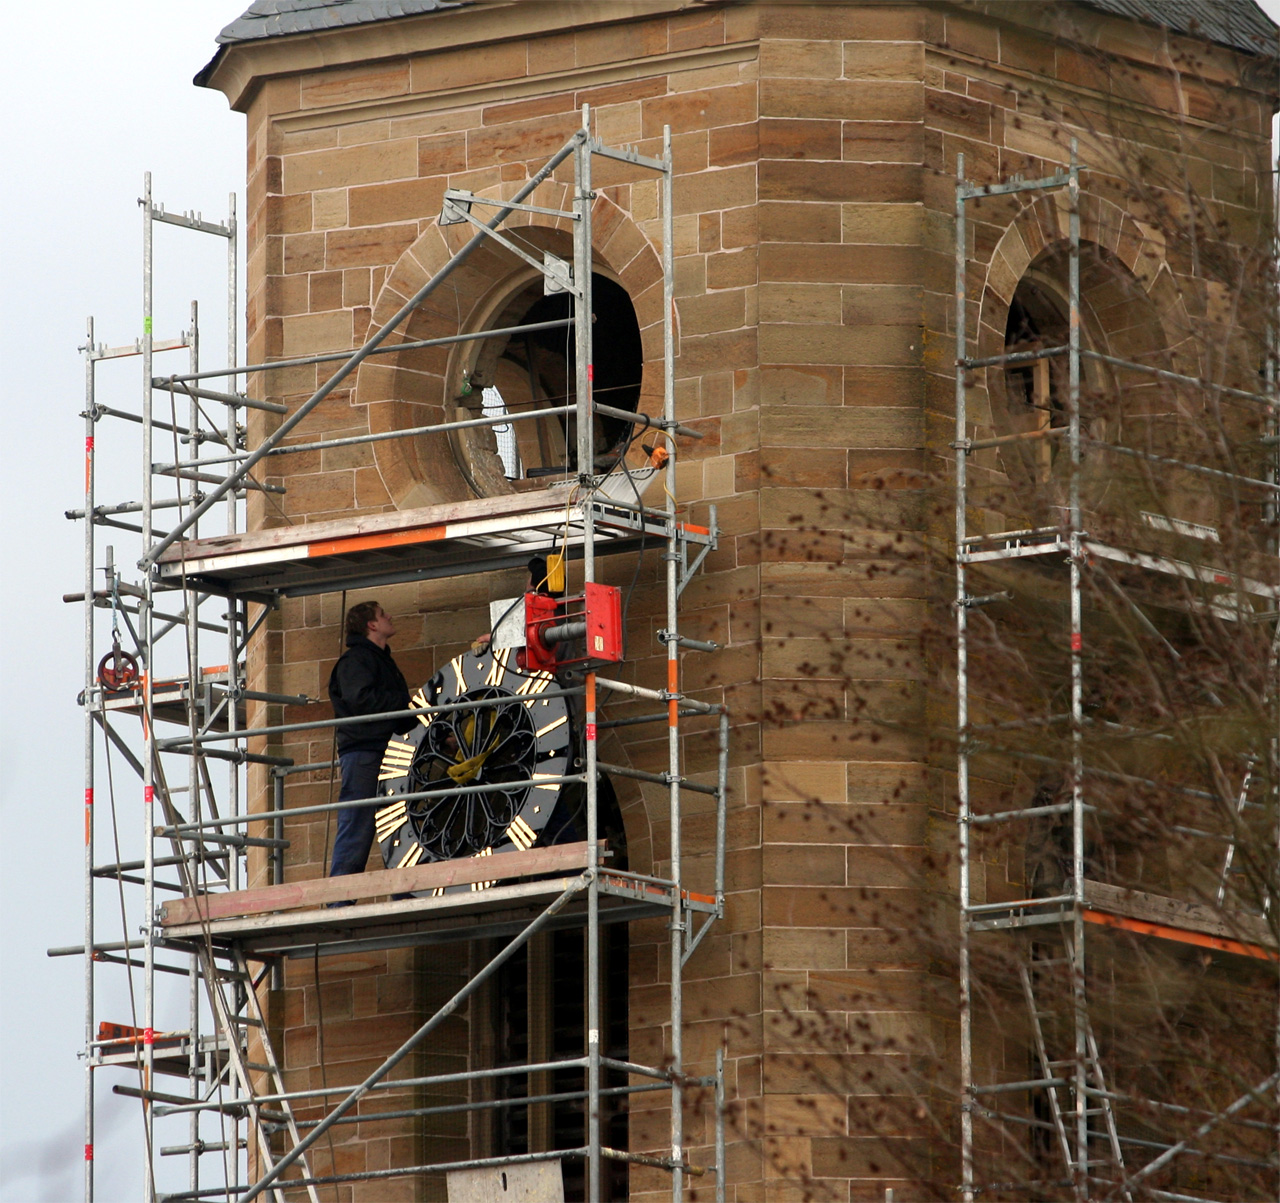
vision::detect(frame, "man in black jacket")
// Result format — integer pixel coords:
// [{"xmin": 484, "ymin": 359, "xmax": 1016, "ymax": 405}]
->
[{"xmin": 328, "ymin": 600, "xmax": 410, "ymax": 878}]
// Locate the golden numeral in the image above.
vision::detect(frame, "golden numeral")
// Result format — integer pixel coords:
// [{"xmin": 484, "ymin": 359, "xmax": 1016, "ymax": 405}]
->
[
  {"xmin": 376, "ymin": 802, "xmax": 406, "ymax": 837},
  {"xmin": 396, "ymin": 843, "xmax": 424, "ymax": 869},
  {"xmin": 485, "ymin": 647, "xmax": 510, "ymax": 687},
  {"xmin": 517, "ymin": 671, "xmax": 552, "ymax": 698},
  {"xmin": 536, "ymin": 715, "xmax": 567, "ymax": 738},
  {"xmin": 451, "ymin": 656, "xmax": 465, "ymax": 695},
  {"xmin": 411, "ymin": 689, "xmax": 431, "ymax": 727},
  {"xmin": 506, "ymin": 815, "xmax": 536, "ymax": 850},
  {"xmin": 531, "ymin": 772, "xmax": 560, "ymax": 792}
]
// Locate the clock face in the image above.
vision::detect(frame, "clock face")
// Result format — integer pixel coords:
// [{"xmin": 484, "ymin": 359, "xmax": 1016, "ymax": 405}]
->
[{"xmin": 375, "ymin": 647, "xmax": 574, "ymax": 871}]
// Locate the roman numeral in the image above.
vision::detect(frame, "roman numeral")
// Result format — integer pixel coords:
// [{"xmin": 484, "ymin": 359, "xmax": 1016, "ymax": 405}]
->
[
  {"xmin": 485, "ymin": 647, "xmax": 510, "ymax": 687},
  {"xmin": 375, "ymin": 802, "xmax": 407, "ymax": 839},
  {"xmin": 396, "ymin": 843, "xmax": 424, "ymax": 869},
  {"xmin": 505, "ymin": 815, "xmax": 537, "ymax": 850},
  {"xmin": 516, "ymin": 671, "xmax": 553, "ymax": 698}
]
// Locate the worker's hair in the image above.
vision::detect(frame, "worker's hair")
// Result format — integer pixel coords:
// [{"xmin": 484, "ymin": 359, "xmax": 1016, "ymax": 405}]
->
[{"xmin": 345, "ymin": 600, "xmax": 383, "ymax": 639}]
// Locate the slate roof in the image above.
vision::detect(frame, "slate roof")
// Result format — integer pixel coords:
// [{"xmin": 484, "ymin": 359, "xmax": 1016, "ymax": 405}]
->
[
  {"xmin": 1082, "ymin": 0, "xmax": 1277, "ymax": 56},
  {"xmin": 204, "ymin": 0, "xmax": 1276, "ymax": 57},
  {"xmin": 212, "ymin": 0, "xmax": 468, "ymax": 45}
]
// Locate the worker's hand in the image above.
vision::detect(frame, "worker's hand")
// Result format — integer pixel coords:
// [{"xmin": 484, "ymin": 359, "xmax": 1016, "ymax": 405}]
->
[{"xmin": 470, "ymin": 633, "xmax": 492, "ymax": 654}]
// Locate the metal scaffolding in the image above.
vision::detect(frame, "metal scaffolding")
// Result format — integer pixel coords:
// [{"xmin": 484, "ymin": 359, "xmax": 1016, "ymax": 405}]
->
[
  {"xmin": 954, "ymin": 146, "xmax": 1280, "ymax": 1200},
  {"xmin": 60, "ymin": 109, "xmax": 726, "ymax": 1203}
]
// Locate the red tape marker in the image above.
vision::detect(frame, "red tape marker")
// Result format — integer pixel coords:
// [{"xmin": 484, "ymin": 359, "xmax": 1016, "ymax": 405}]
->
[
  {"xmin": 586, "ymin": 722, "xmax": 597, "ymax": 742},
  {"xmin": 144, "ymin": 786, "xmax": 154, "ymax": 805},
  {"xmin": 1070, "ymin": 632, "xmax": 1083, "ymax": 651},
  {"xmin": 84, "ymin": 1145, "xmax": 93, "ymax": 1162},
  {"xmin": 143, "ymin": 1028, "xmax": 155, "ymax": 1046}
]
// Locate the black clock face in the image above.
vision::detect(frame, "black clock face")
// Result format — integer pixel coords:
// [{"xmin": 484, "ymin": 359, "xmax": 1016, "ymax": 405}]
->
[{"xmin": 375, "ymin": 647, "xmax": 574, "ymax": 870}]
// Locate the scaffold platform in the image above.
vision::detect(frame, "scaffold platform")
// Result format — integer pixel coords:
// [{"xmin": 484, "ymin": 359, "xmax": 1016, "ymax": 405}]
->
[{"xmin": 154, "ymin": 486, "xmax": 713, "ymax": 600}]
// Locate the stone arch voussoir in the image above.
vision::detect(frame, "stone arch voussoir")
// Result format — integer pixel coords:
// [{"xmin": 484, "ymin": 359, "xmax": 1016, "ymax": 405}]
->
[{"xmin": 355, "ymin": 182, "xmax": 666, "ymax": 511}]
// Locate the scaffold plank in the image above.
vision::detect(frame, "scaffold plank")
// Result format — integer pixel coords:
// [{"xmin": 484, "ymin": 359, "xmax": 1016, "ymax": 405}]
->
[
  {"xmin": 153, "ymin": 486, "xmax": 709, "ymax": 598},
  {"xmin": 160, "ymin": 840, "xmax": 602, "ymax": 926},
  {"xmin": 1082, "ymin": 880, "xmax": 1275, "ymax": 959}
]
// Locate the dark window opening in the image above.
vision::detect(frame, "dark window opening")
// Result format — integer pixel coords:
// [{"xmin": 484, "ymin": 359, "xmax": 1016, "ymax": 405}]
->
[
  {"xmin": 1004, "ymin": 282, "xmax": 1070, "ymax": 480},
  {"xmin": 489, "ymin": 776, "xmax": 629, "ymax": 1201},
  {"xmin": 463, "ymin": 274, "xmax": 643, "ymax": 490}
]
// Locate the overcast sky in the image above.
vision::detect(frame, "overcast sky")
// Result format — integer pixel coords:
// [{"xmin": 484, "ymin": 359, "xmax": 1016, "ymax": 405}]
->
[
  {"xmin": 0, "ymin": 4, "xmax": 1277, "ymax": 1202},
  {"xmin": 0, "ymin": 7, "xmax": 245, "ymax": 1201}
]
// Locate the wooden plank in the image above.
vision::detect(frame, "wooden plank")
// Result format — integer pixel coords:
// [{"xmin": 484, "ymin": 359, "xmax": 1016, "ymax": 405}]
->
[
  {"xmin": 156, "ymin": 486, "xmax": 574, "ymax": 564},
  {"xmin": 1082, "ymin": 880, "xmax": 1274, "ymax": 950},
  {"xmin": 1083, "ymin": 909, "xmax": 1275, "ymax": 962},
  {"xmin": 160, "ymin": 841, "xmax": 598, "ymax": 926}
]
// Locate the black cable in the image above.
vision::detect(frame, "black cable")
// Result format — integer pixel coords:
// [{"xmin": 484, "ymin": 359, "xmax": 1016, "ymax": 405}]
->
[
  {"xmin": 312, "ymin": 942, "xmax": 342, "ymax": 1203},
  {"xmin": 321, "ymin": 590, "xmax": 347, "ymax": 875}
]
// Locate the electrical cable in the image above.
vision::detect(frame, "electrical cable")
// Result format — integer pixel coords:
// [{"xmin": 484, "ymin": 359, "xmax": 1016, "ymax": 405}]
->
[
  {"xmin": 102, "ymin": 728, "xmax": 157, "ymax": 1200},
  {"xmin": 321, "ymin": 590, "xmax": 347, "ymax": 876},
  {"xmin": 314, "ymin": 594, "xmax": 348, "ymax": 1199},
  {"xmin": 312, "ymin": 941, "xmax": 342, "ymax": 1203}
]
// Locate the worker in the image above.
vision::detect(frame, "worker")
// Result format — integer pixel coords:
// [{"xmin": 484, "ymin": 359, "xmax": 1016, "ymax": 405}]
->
[{"xmin": 328, "ymin": 600, "xmax": 410, "ymax": 879}]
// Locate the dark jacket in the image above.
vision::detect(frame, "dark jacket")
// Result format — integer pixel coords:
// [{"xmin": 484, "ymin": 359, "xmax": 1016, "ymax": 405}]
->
[{"xmin": 328, "ymin": 635, "xmax": 411, "ymax": 753}]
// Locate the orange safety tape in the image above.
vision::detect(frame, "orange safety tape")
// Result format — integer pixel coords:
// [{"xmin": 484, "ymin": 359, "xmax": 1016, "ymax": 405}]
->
[
  {"xmin": 307, "ymin": 525, "xmax": 446, "ymax": 558},
  {"xmin": 1083, "ymin": 908, "xmax": 1276, "ymax": 962}
]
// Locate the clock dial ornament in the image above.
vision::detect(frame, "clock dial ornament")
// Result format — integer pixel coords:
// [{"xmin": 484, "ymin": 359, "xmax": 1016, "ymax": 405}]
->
[{"xmin": 375, "ymin": 647, "xmax": 574, "ymax": 875}]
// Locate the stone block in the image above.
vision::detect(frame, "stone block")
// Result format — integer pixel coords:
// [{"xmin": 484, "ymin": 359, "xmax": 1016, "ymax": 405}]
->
[
  {"xmin": 758, "ymin": 283, "xmax": 842, "ymax": 327},
  {"xmin": 759, "ymin": 201, "xmax": 841, "ymax": 244},
  {"xmin": 283, "ymin": 139, "xmax": 418, "ymax": 193},
  {"xmin": 842, "ymin": 121, "xmax": 925, "ymax": 164},
  {"xmin": 299, "ymin": 60, "xmax": 410, "ymax": 109},
  {"xmin": 669, "ymin": 7, "xmax": 725, "ymax": 51},
  {"xmin": 708, "ymin": 121, "xmax": 758, "ymax": 167},
  {"xmin": 642, "ymin": 86, "xmax": 758, "ymax": 139},
  {"xmin": 760, "ymin": 38, "xmax": 844, "ymax": 80},
  {"xmin": 348, "ymin": 178, "xmax": 447, "ymax": 228},
  {"xmin": 842, "ymin": 284, "xmax": 924, "ymax": 326},
  {"xmin": 280, "ymin": 310, "xmax": 353, "ymax": 358},
  {"xmin": 312, "ymin": 188, "xmax": 348, "ymax": 230},
  {"xmin": 759, "ymin": 116, "xmax": 842, "ymax": 160},
  {"xmin": 843, "ymin": 41, "xmax": 925, "ymax": 81},
  {"xmin": 760, "ymin": 242, "xmax": 921, "ymax": 285},
  {"xmin": 760, "ymin": 79, "xmax": 924, "ymax": 123},
  {"xmin": 325, "ymin": 223, "xmax": 418, "ymax": 269},
  {"xmin": 707, "ymin": 246, "xmax": 757, "ymax": 290},
  {"xmin": 466, "ymin": 113, "xmax": 580, "ymax": 167},
  {"xmin": 283, "ymin": 232, "xmax": 324, "ymax": 274},
  {"xmin": 409, "ymin": 39, "xmax": 527, "ymax": 92},
  {"xmin": 759, "ymin": 323, "xmax": 919, "ymax": 368},
  {"xmin": 760, "ymin": 5, "xmax": 923, "ymax": 41},
  {"xmin": 679, "ymin": 288, "xmax": 748, "ymax": 336},
  {"xmin": 673, "ymin": 163, "xmax": 758, "ymax": 214},
  {"xmin": 761, "ymin": 160, "xmax": 922, "ymax": 204},
  {"xmin": 575, "ymin": 16, "xmax": 669, "ymax": 68}
]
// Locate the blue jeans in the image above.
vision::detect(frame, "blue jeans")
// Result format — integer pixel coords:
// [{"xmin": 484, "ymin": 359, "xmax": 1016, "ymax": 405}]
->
[{"xmin": 329, "ymin": 747, "xmax": 383, "ymax": 877}]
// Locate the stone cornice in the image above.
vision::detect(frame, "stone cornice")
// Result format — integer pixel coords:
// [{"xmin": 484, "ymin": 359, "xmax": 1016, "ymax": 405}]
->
[
  {"xmin": 198, "ymin": 0, "xmax": 727, "ymax": 111},
  {"xmin": 274, "ymin": 41, "xmax": 756, "ymax": 133}
]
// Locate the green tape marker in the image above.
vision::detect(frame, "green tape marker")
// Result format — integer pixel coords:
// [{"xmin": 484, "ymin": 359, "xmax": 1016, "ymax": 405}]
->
[{"xmin": 143, "ymin": 316, "xmax": 153, "ymax": 334}]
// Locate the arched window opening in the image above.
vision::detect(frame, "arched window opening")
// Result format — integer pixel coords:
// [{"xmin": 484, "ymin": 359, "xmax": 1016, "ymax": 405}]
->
[
  {"xmin": 483, "ymin": 775, "xmax": 629, "ymax": 1201},
  {"xmin": 455, "ymin": 274, "xmax": 644, "ymax": 496},
  {"xmin": 1004, "ymin": 278, "xmax": 1070, "ymax": 480}
]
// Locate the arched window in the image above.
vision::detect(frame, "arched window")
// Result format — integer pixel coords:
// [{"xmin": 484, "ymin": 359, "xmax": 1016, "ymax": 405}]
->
[
  {"xmin": 481, "ymin": 775, "xmax": 630, "ymax": 1201},
  {"xmin": 454, "ymin": 273, "xmax": 644, "ymax": 496},
  {"xmin": 1003, "ymin": 275, "xmax": 1071, "ymax": 482}
]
